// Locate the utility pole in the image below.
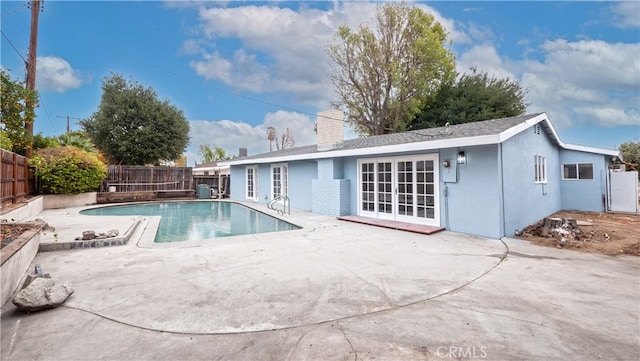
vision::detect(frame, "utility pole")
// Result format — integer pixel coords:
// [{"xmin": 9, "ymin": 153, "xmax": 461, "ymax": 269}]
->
[
  {"xmin": 25, "ymin": 0, "xmax": 42, "ymax": 158},
  {"xmin": 56, "ymin": 115, "xmax": 81, "ymax": 133}
]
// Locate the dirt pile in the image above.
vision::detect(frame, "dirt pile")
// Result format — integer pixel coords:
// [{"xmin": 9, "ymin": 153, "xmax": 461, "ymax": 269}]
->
[
  {"xmin": 1, "ymin": 223, "xmax": 40, "ymax": 249},
  {"xmin": 518, "ymin": 211, "xmax": 640, "ymax": 256}
]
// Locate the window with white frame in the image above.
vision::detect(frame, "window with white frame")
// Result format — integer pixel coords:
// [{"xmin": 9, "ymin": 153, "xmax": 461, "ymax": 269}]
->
[
  {"xmin": 271, "ymin": 164, "xmax": 288, "ymax": 199},
  {"xmin": 563, "ymin": 163, "xmax": 593, "ymax": 180},
  {"xmin": 534, "ymin": 155, "xmax": 547, "ymax": 183},
  {"xmin": 245, "ymin": 166, "xmax": 258, "ymax": 200}
]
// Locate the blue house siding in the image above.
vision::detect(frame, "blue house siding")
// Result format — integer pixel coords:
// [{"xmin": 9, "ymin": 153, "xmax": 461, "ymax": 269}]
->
[
  {"xmin": 501, "ymin": 126, "xmax": 562, "ymax": 237},
  {"xmin": 288, "ymin": 161, "xmax": 317, "ymax": 211},
  {"xmin": 439, "ymin": 145, "xmax": 503, "ymax": 239},
  {"xmin": 343, "ymin": 157, "xmax": 359, "ymax": 216},
  {"xmin": 229, "ymin": 166, "xmax": 246, "ymax": 202},
  {"xmin": 229, "ymin": 161, "xmax": 317, "ymax": 211},
  {"xmin": 559, "ymin": 150, "xmax": 609, "ymax": 212},
  {"xmin": 229, "ymin": 164, "xmax": 273, "ymax": 203},
  {"xmin": 311, "ymin": 158, "xmax": 349, "ymax": 215}
]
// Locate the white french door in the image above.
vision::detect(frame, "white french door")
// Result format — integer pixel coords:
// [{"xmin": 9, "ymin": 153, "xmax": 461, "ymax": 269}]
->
[
  {"xmin": 270, "ymin": 163, "xmax": 288, "ymax": 199},
  {"xmin": 358, "ymin": 155, "xmax": 439, "ymax": 226}
]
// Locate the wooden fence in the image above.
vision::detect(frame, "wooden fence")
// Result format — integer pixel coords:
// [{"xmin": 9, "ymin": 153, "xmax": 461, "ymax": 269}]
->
[
  {"xmin": 1, "ymin": 158, "xmax": 230, "ymax": 207},
  {"xmin": 100, "ymin": 165, "xmax": 194, "ymax": 192},
  {"xmin": 98, "ymin": 166, "xmax": 228, "ymax": 199},
  {"xmin": 1, "ymin": 149, "xmax": 30, "ymax": 209}
]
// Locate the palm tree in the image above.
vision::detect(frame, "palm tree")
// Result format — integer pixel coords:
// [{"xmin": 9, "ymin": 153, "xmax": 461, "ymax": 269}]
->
[
  {"xmin": 57, "ymin": 132, "xmax": 97, "ymax": 153},
  {"xmin": 267, "ymin": 126, "xmax": 277, "ymax": 151}
]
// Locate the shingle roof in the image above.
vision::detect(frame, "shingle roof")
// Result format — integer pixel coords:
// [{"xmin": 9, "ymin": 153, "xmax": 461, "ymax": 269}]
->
[{"xmin": 234, "ymin": 113, "xmax": 544, "ymax": 162}]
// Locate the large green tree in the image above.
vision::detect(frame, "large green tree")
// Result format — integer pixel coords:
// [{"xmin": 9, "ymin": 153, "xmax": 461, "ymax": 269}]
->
[
  {"xmin": 81, "ymin": 73, "xmax": 189, "ymax": 165},
  {"xmin": 328, "ymin": 2, "xmax": 455, "ymax": 136},
  {"xmin": 0, "ymin": 70, "xmax": 39, "ymax": 154},
  {"xmin": 410, "ymin": 67, "xmax": 528, "ymax": 129}
]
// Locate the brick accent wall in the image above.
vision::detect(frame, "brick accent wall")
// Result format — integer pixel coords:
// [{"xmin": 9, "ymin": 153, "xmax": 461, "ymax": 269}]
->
[{"xmin": 312, "ymin": 178, "xmax": 350, "ymax": 216}]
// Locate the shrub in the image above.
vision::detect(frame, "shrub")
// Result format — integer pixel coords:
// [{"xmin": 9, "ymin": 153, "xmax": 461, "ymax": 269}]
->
[
  {"xmin": 29, "ymin": 146, "xmax": 107, "ymax": 194},
  {"xmin": 0, "ymin": 130, "xmax": 13, "ymax": 150}
]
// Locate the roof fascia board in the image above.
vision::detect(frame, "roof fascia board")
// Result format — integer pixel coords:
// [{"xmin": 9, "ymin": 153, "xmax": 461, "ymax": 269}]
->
[
  {"xmin": 533, "ymin": 113, "xmax": 619, "ymax": 156},
  {"xmin": 224, "ymin": 134, "xmax": 502, "ymax": 166},
  {"xmin": 562, "ymin": 143, "xmax": 620, "ymax": 156},
  {"xmin": 498, "ymin": 113, "xmax": 549, "ymax": 142}
]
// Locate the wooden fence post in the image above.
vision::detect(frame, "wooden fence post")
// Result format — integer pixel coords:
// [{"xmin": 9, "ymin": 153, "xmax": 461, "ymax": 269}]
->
[{"xmin": 12, "ymin": 153, "xmax": 18, "ymax": 204}]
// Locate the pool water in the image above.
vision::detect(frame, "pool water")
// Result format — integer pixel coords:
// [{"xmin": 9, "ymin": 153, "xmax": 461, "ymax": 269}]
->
[{"xmin": 80, "ymin": 201, "xmax": 300, "ymax": 243}]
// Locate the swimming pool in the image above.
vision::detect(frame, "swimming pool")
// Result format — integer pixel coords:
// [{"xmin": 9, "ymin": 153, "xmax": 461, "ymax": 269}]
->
[{"xmin": 80, "ymin": 201, "xmax": 300, "ymax": 243}]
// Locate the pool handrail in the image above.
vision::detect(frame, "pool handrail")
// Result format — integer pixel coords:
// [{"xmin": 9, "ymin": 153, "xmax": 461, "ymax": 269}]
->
[{"xmin": 267, "ymin": 195, "xmax": 290, "ymax": 216}]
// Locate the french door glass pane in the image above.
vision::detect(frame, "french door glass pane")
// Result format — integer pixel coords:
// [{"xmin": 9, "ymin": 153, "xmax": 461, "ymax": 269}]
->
[
  {"xmin": 397, "ymin": 161, "xmax": 413, "ymax": 216},
  {"xmin": 272, "ymin": 168, "xmax": 281, "ymax": 197},
  {"xmin": 378, "ymin": 162, "xmax": 393, "ymax": 214},
  {"xmin": 361, "ymin": 163, "xmax": 375, "ymax": 212},
  {"xmin": 416, "ymin": 160, "xmax": 435, "ymax": 219}
]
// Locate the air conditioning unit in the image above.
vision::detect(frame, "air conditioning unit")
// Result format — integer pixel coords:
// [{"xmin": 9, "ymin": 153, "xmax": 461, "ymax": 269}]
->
[{"xmin": 610, "ymin": 164, "xmax": 626, "ymax": 171}]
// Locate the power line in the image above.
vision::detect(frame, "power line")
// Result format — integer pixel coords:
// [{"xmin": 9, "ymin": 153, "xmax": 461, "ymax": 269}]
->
[
  {"xmin": 35, "ymin": 85, "xmax": 55, "ymax": 130},
  {"xmin": 1, "ymin": 29, "xmax": 54, "ymax": 131},
  {"xmin": 0, "ymin": 30, "xmax": 27, "ymax": 65},
  {"xmin": 0, "ymin": 3, "xmax": 28, "ymax": 19}
]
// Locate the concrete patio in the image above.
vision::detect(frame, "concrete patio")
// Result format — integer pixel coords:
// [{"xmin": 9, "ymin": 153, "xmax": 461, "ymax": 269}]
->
[{"xmin": 1, "ymin": 203, "xmax": 639, "ymax": 360}]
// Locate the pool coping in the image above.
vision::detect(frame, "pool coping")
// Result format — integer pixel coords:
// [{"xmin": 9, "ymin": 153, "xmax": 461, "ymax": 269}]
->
[{"xmin": 39, "ymin": 217, "xmax": 142, "ymax": 252}]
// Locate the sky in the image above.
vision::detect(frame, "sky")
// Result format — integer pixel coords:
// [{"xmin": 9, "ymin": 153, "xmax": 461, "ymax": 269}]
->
[{"xmin": 1, "ymin": 1, "xmax": 639, "ymax": 165}]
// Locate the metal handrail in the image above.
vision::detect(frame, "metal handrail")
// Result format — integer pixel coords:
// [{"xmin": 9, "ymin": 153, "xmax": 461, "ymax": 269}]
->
[{"xmin": 267, "ymin": 195, "xmax": 290, "ymax": 215}]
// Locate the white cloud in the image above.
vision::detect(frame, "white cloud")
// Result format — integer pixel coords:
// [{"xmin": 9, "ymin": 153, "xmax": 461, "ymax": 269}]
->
[
  {"xmin": 457, "ymin": 44, "xmax": 515, "ymax": 79},
  {"xmin": 186, "ymin": 2, "xmax": 464, "ymax": 109},
  {"xmin": 185, "ymin": 109, "xmax": 363, "ymax": 164},
  {"xmin": 573, "ymin": 107, "xmax": 640, "ymax": 127},
  {"xmin": 190, "ymin": 51, "xmax": 234, "ymax": 83},
  {"xmin": 453, "ymin": 37, "xmax": 640, "ymax": 130},
  {"xmin": 610, "ymin": 2, "xmax": 640, "ymax": 29},
  {"xmin": 180, "ymin": 39, "xmax": 203, "ymax": 55},
  {"xmin": 521, "ymin": 39, "xmax": 640, "ymax": 128},
  {"xmin": 36, "ymin": 56, "xmax": 85, "ymax": 92},
  {"xmin": 187, "ymin": 110, "xmax": 317, "ymax": 164}
]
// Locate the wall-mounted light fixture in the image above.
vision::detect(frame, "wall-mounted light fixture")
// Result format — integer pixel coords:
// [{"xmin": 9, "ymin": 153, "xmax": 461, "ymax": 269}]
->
[
  {"xmin": 443, "ymin": 160, "xmax": 450, "ymax": 168},
  {"xmin": 457, "ymin": 151, "xmax": 466, "ymax": 165}
]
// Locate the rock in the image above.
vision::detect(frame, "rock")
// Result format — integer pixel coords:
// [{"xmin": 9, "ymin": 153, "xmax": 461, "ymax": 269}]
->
[
  {"xmin": 82, "ymin": 229, "xmax": 118, "ymax": 240},
  {"xmin": 106, "ymin": 229, "xmax": 119, "ymax": 237},
  {"xmin": 13, "ymin": 278, "xmax": 74, "ymax": 312},
  {"xmin": 21, "ymin": 273, "xmax": 51, "ymax": 290}
]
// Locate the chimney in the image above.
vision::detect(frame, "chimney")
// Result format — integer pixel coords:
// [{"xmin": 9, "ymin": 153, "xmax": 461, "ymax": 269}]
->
[
  {"xmin": 238, "ymin": 148, "xmax": 248, "ymax": 158},
  {"xmin": 316, "ymin": 109, "xmax": 344, "ymax": 151}
]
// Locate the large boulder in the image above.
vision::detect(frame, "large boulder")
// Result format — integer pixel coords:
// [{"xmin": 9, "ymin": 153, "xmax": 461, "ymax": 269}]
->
[{"xmin": 12, "ymin": 278, "xmax": 74, "ymax": 312}]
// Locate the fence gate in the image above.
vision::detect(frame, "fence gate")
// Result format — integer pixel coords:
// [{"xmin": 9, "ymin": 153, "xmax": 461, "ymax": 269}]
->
[{"xmin": 609, "ymin": 170, "xmax": 639, "ymax": 213}]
